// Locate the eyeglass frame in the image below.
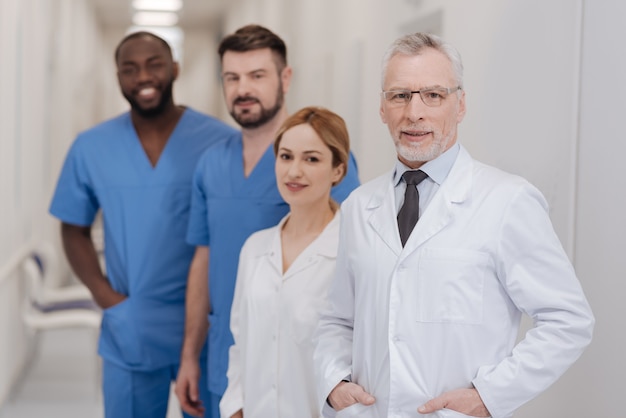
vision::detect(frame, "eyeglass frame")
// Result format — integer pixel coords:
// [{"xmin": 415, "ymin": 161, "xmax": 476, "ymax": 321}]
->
[{"xmin": 381, "ymin": 86, "xmax": 462, "ymax": 107}]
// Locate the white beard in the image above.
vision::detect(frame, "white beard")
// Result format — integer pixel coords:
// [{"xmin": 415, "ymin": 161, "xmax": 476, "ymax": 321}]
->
[
  {"xmin": 395, "ymin": 140, "xmax": 445, "ymax": 163},
  {"xmin": 394, "ymin": 128, "xmax": 456, "ymax": 164}
]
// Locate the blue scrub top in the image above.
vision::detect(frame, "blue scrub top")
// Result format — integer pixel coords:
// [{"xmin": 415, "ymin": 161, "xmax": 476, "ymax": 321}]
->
[
  {"xmin": 187, "ymin": 134, "xmax": 360, "ymax": 395},
  {"xmin": 49, "ymin": 108, "xmax": 238, "ymax": 371}
]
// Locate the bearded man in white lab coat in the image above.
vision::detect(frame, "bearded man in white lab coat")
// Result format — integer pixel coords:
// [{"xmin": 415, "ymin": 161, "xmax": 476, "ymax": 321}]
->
[{"xmin": 313, "ymin": 32, "xmax": 594, "ymax": 418}]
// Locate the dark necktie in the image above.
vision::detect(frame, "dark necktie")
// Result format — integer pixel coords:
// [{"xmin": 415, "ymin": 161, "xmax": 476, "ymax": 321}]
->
[{"xmin": 397, "ymin": 170, "xmax": 429, "ymax": 247}]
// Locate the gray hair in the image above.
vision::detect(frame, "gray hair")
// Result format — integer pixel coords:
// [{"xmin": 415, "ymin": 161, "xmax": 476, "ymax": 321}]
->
[{"xmin": 381, "ymin": 32, "xmax": 464, "ymax": 89}]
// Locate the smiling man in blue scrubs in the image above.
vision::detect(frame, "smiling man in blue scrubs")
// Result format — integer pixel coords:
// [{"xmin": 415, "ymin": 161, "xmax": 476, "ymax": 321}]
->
[
  {"xmin": 49, "ymin": 31, "xmax": 237, "ymax": 418},
  {"xmin": 174, "ymin": 25, "xmax": 360, "ymax": 418}
]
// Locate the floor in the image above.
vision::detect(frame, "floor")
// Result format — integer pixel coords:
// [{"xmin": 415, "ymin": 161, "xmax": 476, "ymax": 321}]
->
[{"xmin": 0, "ymin": 328, "xmax": 182, "ymax": 418}]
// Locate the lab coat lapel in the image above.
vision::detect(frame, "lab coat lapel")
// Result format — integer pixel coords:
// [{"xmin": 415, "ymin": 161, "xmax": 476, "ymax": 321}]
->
[
  {"xmin": 260, "ymin": 218, "xmax": 286, "ymax": 279},
  {"xmin": 366, "ymin": 171, "xmax": 403, "ymax": 256},
  {"xmin": 283, "ymin": 212, "xmax": 339, "ymax": 281},
  {"xmin": 401, "ymin": 146, "xmax": 473, "ymax": 255}
]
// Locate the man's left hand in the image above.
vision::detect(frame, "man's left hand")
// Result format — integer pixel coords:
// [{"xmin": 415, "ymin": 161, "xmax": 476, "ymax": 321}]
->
[{"xmin": 417, "ymin": 388, "xmax": 490, "ymax": 417}]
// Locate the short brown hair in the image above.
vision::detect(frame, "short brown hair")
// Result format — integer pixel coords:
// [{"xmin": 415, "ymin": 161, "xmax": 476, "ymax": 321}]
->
[
  {"xmin": 274, "ymin": 106, "xmax": 350, "ymax": 185},
  {"xmin": 218, "ymin": 24, "xmax": 287, "ymax": 70}
]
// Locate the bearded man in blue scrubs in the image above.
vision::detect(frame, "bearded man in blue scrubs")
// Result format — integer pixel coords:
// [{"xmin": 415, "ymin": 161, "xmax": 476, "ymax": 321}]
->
[
  {"xmin": 49, "ymin": 31, "xmax": 237, "ymax": 418},
  {"xmin": 174, "ymin": 25, "xmax": 360, "ymax": 418}
]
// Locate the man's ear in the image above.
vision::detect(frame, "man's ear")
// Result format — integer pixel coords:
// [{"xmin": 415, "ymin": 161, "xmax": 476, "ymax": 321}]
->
[
  {"xmin": 281, "ymin": 65, "xmax": 293, "ymax": 95},
  {"xmin": 380, "ymin": 98, "xmax": 388, "ymax": 124},
  {"xmin": 456, "ymin": 89, "xmax": 466, "ymax": 123},
  {"xmin": 172, "ymin": 61, "xmax": 180, "ymax": 81}
]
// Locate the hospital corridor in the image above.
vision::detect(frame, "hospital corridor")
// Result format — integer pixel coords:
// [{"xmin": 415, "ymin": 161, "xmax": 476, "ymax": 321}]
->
[
  {"xmin": 0, "ymin": 327, "xmax": 184, "ymax": 418},
  {"xmin": 1, "ymin": 328, "xmax": 104, "ymax": 417},
  {"xmin": 0, "ymin": 0, "xmax": 624, "ymax": 417}
]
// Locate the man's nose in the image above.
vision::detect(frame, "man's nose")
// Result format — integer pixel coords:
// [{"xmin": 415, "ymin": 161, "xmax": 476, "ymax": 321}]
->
[
  {"xmin": 405, "ymin": 93, "xmax": 427, "ymax": 121},
  {"xmin": 136, "ymin": 65, "xmax": 153, "ymax": 83},
  {"xmin": 236, "ymin": 76, "xmax": 252, "ymax": 96}
]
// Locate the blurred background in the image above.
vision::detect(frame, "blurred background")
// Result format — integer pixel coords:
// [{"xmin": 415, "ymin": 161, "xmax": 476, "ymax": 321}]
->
[{"xmin": 0, "ymin": 0, "xmax": 623, "ymax": 417}]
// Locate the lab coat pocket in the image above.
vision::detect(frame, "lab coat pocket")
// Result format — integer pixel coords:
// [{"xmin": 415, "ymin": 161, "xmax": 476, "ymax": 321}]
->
[
  {"xmin": 336, "ymin": 402, "xmax": 375, "ymax": 418},
  {"xmin": 416, "ymin": 248, "xmax": 489, "ymax": 324},
  {"xmin": 286, "ymin": 258, "xmax": 331, "ymax": 345},
  {"xmin": 288, "ymin": 298, "xmax": 321, "ymax": 345},
  {"xmin": 100, "ymin": 298, "xmax": 144, "ymax": 366}
]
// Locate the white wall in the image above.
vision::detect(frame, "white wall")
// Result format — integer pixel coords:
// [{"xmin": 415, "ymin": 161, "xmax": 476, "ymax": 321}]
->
[
  {"xmin": 0, "ymin": 0, "xmax": 52, "ymax": 403},
  {"xmin": 176, "ymin": 28, "xmax": 225, "ymax": 118},
  {"xmin": 571, "ymin": 1, "xmax": 626, "ymax": 416},
  {"xmin": 0, "ymin": 0, "xmax": 104, "ymax": 405}
]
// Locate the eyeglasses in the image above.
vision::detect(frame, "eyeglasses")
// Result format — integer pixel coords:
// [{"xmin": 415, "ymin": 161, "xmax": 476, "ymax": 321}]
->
[{"xmin": 381, "ymin": 86, "xmax": 462, "ymax": 107}]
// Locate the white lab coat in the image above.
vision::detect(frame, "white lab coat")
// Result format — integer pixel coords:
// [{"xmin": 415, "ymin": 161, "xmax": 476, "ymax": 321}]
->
[
  {"xmin": 221, "ymin": 212, "xmax": 340, "ymax": 418},
  {"xmin": 314, "ymin": 146, "xmax": 594, "ymax": 418}
]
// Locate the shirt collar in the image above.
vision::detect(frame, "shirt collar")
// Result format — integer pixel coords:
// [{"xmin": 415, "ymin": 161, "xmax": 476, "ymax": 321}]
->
[{"xmin": 393, "ymin": 143, "xmax": 460, "ymax": 186}]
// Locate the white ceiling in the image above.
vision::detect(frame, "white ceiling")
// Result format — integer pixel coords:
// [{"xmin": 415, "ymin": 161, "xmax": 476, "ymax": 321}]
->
[{"xmin": 92, "ymin": 0, "xmax": 228, "ymax": 30}]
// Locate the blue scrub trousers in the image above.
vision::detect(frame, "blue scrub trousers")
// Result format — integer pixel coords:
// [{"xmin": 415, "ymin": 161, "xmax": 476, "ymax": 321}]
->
[{"xmin": 103, "ymin": 358, "xmax": 216, "ymax": 418}]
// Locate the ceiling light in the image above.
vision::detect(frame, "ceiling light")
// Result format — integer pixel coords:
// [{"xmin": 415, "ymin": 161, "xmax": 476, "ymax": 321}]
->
[
  {"xmin": 132, "ymin": 0, "xmax": 183, "ymax": 12},
  {"xmin": 132, "ymin": 11, "xmax": 179, "ymax": 26}
]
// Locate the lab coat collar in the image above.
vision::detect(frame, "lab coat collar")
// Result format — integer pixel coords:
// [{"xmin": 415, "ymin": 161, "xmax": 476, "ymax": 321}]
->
[
  {"xmin": 365, "ymin": 145, "xmax": 474, "ymax": 256},
  {"xmin": 251, "ymin": 211, "xmax": 340, "ymax": 277},
  {"xmin": 392, "ymin": 143, "xmax": 460, "ymax": 187}
]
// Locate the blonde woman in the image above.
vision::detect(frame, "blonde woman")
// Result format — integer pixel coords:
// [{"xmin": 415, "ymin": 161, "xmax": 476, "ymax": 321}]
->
[{"xmin": 220, "ymin": 107, "xmax": 351, "ymax": 418}]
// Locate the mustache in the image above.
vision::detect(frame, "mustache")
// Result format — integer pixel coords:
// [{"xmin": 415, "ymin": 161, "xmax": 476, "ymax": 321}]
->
[
  {"xmin": 402, "ymin": 123, "xmax": 430, "ymax": 131},
  {"xmin": 233, "ymin": 96, "xmax": 260, "ymax": 105}
]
